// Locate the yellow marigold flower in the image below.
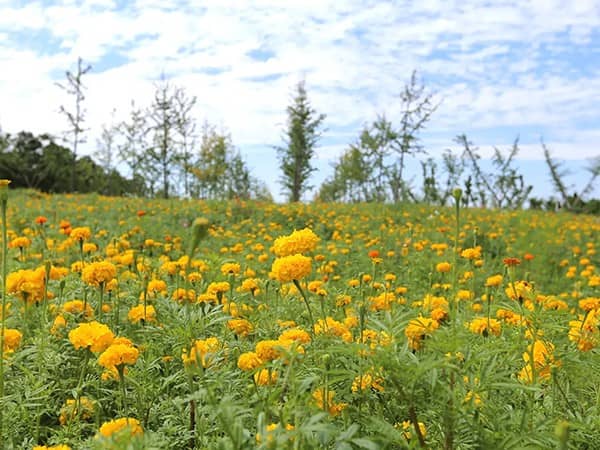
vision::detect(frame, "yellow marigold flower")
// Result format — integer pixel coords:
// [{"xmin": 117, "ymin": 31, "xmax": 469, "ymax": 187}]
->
[
  {"xmin": 255, "ymin": 340, "xmax": 282, "ymax": 361},
  {"xmin": 368, "ymin": 292, "xmax": 396, "ymax": 311},
  {"xmin": 456, "ymin": 290, "xmax": 474, "ymax": 301},
  {"xmin": 496, "ymin": 308, "xmax": 524, "ymax": 326},
  {"xmin": 97, "ymin": 417, "xmax": 143, "ymax": 438},
  {"xmin": 405, "ymin": 316, "xmax": 440, "ymax": 350},
  {"xmin": 182, "ymin": 337, "xmax": 221, "ymax": 367},
  {"xmin": 312, "ymin": 388, "xmax": 347, "ymax": 416},
  {"xmin": 254, "ymin": 368, "xmax": 278, "ymax": 385},
  {"xmin": 63, "ymin": 300, "xmax": 94, "ymax": 318},
  {"xmin": 127, "ymin": 304, "xmax": 156, "ymax": 324},
  {"xmin": 436, "ymin": 262, "xmax": 451, "ymax": 273},
  {"xmin": 518, "ymin": 340, "xmax": 559, "ymax": 383},
  {"xmin": 98, "ymin": 341, "xmax": 139, "ymax": 371},
  {"xmin": 146, "ymin": 279, "xmax": 167, "ymax": 297},
  {"xmin": 227, "ymin": 318, "xmax": 254, "ymax": 337},
  {"xmin": 568, "ymin": 310, "xmax": 599, "ymax": 351},
  {"xmin": 81, "ymin": 261, "xmax": 116, "ymax": 287},
  {"xmin": 506, "ymin": 280, "xmax": 533, "ymax": 303},
  {"xmin": 271, "ymin": 254, "xmax": 312, "ymax": 283},
  {"xmin": 314, "ymin": 317, "xmax": 353, "ymax": 342},
  {"xmin": 468, "ymin": 317, "xmax": 501, "ymax": 337},
  {"xmin": 59, "ymin": 396, "xmax": 95, "ymax": 425},
  {"xmin": 68, "ymin": 321, "xmax": 114, "ymax": 353},
  {"xmin": 70, "ymin": 227, "xmax": 91, "ymax": 242},
  {"xmin": 461, "ymin": 246, "xmax": 482, "ymax": 260},
  {"xmin": 399, "ymin": 420, "xmax": 427, "ymax": 441},
  {"xmin": 279, "ymin": 328, "xmax": 311, "ymax": 344},
  {"xmin": 8, "ymin": 236, "xmax": 31, "ymax": 249},
  {"xmin": 237, "ymin": 351, "xmax": 263, "ymax": 371},
  {"xmin": 171, "ymin": 288, "xmax": 196, "ymax": 304},
  {"xmin": 82, "ymin": 242, "xmax": 97, "ymax": 254},
  {"xmin": 221, "ymin": 262, "xmax": 241, "ymax": 276},
  {"xmin": 579, "ymin": 297, "xmax": 600, "ymax": 311},
  {"xmin": 6, "ymin": 267, "xmax": 47, "ymax": 303},
  {"xmin": 3, "ymin": 328, "xmax": 22, "ymax": 354},
  {"xmin": 206, "ymin": 281, "xmax": 230, "ymax": 297},
  {"xmin": 51, "ymin": 314, "xmax": 67, "ymax": 336},
  {"xmin": 272, "ymin": 228, "xmax": 320, "ymax": 257},
  {"xmin": 485, "ymin": 274, "xmax": 503, "ymax": 287},
  {"xmin": 351, "ymin": 371, "xmax": 384, "ymax": 393},
  {"xmin": 348, "ymin": 279, "xmax": 360, "ymax": 288}
]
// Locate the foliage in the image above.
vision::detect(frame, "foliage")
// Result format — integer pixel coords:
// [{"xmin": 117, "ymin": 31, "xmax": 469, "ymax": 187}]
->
[{"xmin": 0, "ymin": 189, "xmax": 599, "ymax": 448}]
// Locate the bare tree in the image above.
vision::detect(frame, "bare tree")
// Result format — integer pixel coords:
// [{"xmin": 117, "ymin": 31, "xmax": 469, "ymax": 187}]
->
[{"xmin": 56, "ymin": 57, "xmax": 92, "ymax": 191}]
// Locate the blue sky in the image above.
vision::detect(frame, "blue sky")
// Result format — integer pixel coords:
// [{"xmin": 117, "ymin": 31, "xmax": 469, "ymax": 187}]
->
[{"xmin": 0, "ymin": 0, "xmax": 598, "ymax": 201}]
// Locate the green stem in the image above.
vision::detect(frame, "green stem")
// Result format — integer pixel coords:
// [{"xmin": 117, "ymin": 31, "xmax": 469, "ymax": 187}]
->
[{"xmin": 293, "ymin": 280, "xmax": 314, "ymax": 333}]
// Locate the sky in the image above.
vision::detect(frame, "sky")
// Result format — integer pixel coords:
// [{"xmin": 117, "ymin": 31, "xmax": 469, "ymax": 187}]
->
[{"xmin": 0, "ymin": 0, "xmax": 599, "ymax": 201}]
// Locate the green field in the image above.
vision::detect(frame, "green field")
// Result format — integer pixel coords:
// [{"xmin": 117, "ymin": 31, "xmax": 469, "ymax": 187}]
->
[{"xmin": 1, "ymin": 189, "xmax": 599, "ymax": 449}]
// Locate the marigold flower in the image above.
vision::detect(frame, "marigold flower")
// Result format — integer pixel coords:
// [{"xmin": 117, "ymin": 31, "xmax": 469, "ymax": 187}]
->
[
  {"xmin": 3, "ymin": 328, "xmax": 22, "ymax": 355},
  {"xmin": 254, "ymin": 368, "xmax": 278, "ymax": 385},
  {"xmin": 59, "ymin": 397, "xmax": 95, "ymax": 425},
  {"xmin": 8, "ymin": 236, "xmax": 31, "ymax": 249},
  {"xmin": 182, "ymin": 337, "xmax": 221, "ymax": 367},
  {"xmin": 97, "ymin": 417, "xmax": 143, "ymax": 438},
  {"xmin": 436, "ymin": 262, "xmax": 451, "ymax": 273},
  {"xmin": 485, "ymin": 274, "xmax": 503, "ymax": 287},
  {"xmin": 81, "ymin": 261, "xmax": 116, "ymax": 287},
  {"xmin": 220, "ymin": 262, "xmax": 241, "ymax": 276},
  {"xmin": 63, "ymin": 300, "xmax": 94, "ymax": 318},
  {"xmin": 227, "ymin": 318, "xmax": 254, "ymax": 337},
  {"xmin": 503, "ymin": 257, "xmax": 521, "ymax": 267},
  {"xmin": 312, "ymin": 388, "xmax": 347, "ymax": 416},
  {"xmin": 237, "ymin": 351, "xmax": 263, "ymax": 371},
  {"xmin": 271, "ymin": 254, "xmax": 312, "ymax": 283},
  {"xmin": 405, "ymin": 316, "xmax": 440, "ymax": 350},
  {"xmin": 272, "ymin": 228, "xmax": 319, "ymax": 257},
  {"xmin": 128, "ymin": 304, "xmax": 156, "ymax": 323},
  {"xmin": 98, "ymin": 341, "xmax": 140, "ymax": 372},
  {"xmin": 68, "ymin": 321, "xmax": 114, "ymax": 353},
  {"xmin": 70, "ymin": 226, "xmax": 91, "ymax": 242},
  {"xmin": 399, "ymin": 420, "xmax": 427, "ymax": 441},
  {"xmin": 468, "ymin": 317, "xmax": 501, "ymax": 337}
]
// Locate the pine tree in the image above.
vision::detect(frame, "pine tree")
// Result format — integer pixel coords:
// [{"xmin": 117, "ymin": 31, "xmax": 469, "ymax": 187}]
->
[{"xmin": 277, "ymin": 81, "xmax": 326, "ymax": 202}]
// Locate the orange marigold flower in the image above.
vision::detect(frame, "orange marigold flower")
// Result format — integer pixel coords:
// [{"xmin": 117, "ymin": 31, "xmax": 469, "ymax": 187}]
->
[
  {"xmin": 35, "ymin": 216, "xmax": 48, "ymax": 225},
  {"xmin": 436, "ymin": 262, "xmax": 451, "ymax": 273},
  {"xmin": 503, "ymin": 257, "xmax": 521, "ymax": 267}
]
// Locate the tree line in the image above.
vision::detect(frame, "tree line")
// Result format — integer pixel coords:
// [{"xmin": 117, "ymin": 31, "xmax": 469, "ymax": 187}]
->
[{"xmin": 0, "ymin": 58, "xmax": 598, "ymax": 212}]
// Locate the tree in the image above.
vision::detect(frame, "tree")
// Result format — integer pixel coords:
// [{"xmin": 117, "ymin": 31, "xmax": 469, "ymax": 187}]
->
[
  {"xmin": 118, "ymin": 101, "xmax": 148, "ymax": 193},
  {"xmin": 389, "ymin": 71, "xmax": 438, "ymax": 202},
  {"xmin": 173, "ymin": 88, "xmax": 197, "ymax": 197},
  {"xmin": 277, "ymin": 81, "xmax": 326, "ymax": 202},
  {"xmin": 145, "ymin": 79, "xmax": 180, "ymax": 198},
  {"xmin": 56, "ymin": 57, "xmax": 92, "ymax": 191}
]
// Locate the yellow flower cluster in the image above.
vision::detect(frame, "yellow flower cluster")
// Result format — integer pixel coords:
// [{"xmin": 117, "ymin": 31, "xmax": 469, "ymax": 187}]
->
[
  {"xmin": 59, "ymin": 397, "xmax": 95, "ymax": 425},
  {"xmin": 227, "ymin": 318, "xmax": 254, "ymax": 337},
  {"xmin": 68, "ymin": 321, "xmax": 115, "ymax": 353},
  {"xmin": 33, "ymin": 445, "xmax": 71, "ymax": 450},
  {"xmin": 182, "ymin": 337, "xmax": 221, "ymax": 368},
  {"xmin": 98, "ymin": 337, "xmax": 140, "ymax": 373},
  {"xmin": 8, "ymin": 236, "xmax": 31, "ymax": 249},
  {"xmin": 127, "ymin": 304, "xmax": 157, "ymax": 324},
  {"xmin": 312, "ymin": 387, "xmax": 347, "ymax": 416},
  {"xmin": 81, "ymin": 261, "xmax": 117, "ymax": 287},
  {"xmin": 6, "ymin": 267, "xmax": 48, "ymax": 304},
  {"xmin": 405, "ymin": 316, "xmax": 440, "ymax": 350},
  {"xmin": 272, "ymin": 227, "xmax": 319, "ymax": 257},
  {"xmin": 3, "ymin": 328, "xmax": 22, "ymax": 355},
  {"xmin": 468, "ymin": 317, "xmax": 502, "ymax": 337},
  {"xmin": 97, "ymin": 417, "xmax": 143, "ymax": 438},
  {"xmin": 518, "ymin": 339, "xmax": 559, "ymax": 383},
  {"xmin": 569, "ymin": 310, "xmax": 599, "ymax": 351},
  {"xmin": 220, "ymin": 262, "xmax": 241, "ymax": 276},
  {"xmin": 271, "ymin": 254, "xmax": 312, "ymax": 283},
  {"xmin": 351, "ymin": 368, "xmax": 384, "ymax": 393},
  {"xmin": 69, "ymin": 226, "xmax": 92, "ymax": 242},
  {"xmin": 314, "ymin": 316, "xmax": 353, "ymax": 342}
]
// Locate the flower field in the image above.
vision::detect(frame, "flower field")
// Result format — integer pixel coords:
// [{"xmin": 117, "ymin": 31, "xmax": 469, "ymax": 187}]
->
[{"xmin": 1, "ymin": 187, "xmax": 599, "ymax": 449}]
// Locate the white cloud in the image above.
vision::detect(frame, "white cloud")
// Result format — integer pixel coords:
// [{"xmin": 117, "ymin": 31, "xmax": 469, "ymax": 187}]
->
[{"xmin": 0, "ymin": 0, "xmax": 598, "ymax": 194}]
